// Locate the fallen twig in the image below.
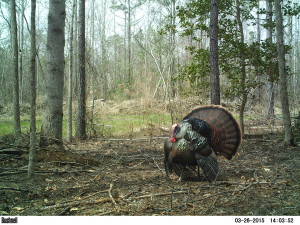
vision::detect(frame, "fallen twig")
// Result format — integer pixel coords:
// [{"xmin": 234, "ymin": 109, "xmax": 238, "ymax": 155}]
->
[
  {"xmin": 0, "ymin": 171, "xmax": 27, "ymax": 176},
  {"xmin": 97, "ymin": 210, "xmax": 115, "ymax": 216},
  {"xmin": 41, "ymin": 198, "xmax": 110, "ymax": 210},
  {"xmin": 152, "ymin": 157, "xmax": 164, "ymax": 172},
  {"xmin": 96, "ymin": 209, "xmax": 129, "ymax": 216},
  {"xmin": 108, "ymin": 183, "xmax": 119, "ymax": 211},
  {"xmin": 56, "ymin": 188, "xmax": 109, "ymax": 205},
  {"xmin": 0, "ymin": 169, "xmax": 95, "ymax": 177},
  {"xmin": 58, "ymin": 207, "xmax": 71, "ymax": 216},
  {"xmin": 45, "ymin": 161, "xmax": 93, "ymax": 167},
  {"xmin": 42, "ymin": 184, "xmax": 122, "ymax": 211},
  {"xmin": 189, "ymin": 190, "xmax": 233, "ymax": 204},
  {"xmin": 128, "ymin": 190, "xmax": 189, "ymax": 200},
  {"xmin": 80, "ymin": 189, "xmax": 109, "ymax": 201},
  {"xmin": 128, "ymin": 160, "xmax": 146, "ymax": 168},
  {"xmin": 0, "ymin": 187, "xmax": 30, "ymax": 192}
]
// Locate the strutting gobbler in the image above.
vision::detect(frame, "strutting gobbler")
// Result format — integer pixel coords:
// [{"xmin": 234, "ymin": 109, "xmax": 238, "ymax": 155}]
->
[{"xmin": 164, "ymin": 105, "xmax": 241, "ymax": 182}]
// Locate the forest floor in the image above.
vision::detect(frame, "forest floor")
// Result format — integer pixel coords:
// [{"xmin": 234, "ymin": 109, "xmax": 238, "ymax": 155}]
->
[
  {"xmin": 0, "ymin": 99, "xmax": 300, "ymax": 216},
  {"xmin": 1, "ymin": 129, "xmax": 299, "ymax": 216}
]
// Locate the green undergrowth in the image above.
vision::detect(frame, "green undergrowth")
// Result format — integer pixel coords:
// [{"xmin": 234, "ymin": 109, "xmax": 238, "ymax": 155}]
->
[
  {"xmin": 0, "ymin": 117, "xmax": 43, "ymax": 136},
  {"xmin": 0, "ymin": 113, "xmax": 173, "ymax": 139},
  {"xmin": 94, "ymin": 113, "xmax": 172, "ymax": 137}
]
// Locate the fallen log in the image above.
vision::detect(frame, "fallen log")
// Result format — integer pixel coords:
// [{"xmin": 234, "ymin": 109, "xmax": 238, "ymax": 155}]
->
[{"xmin": 0, "ymin": 148, "xmax": 25, "ymax": 155}]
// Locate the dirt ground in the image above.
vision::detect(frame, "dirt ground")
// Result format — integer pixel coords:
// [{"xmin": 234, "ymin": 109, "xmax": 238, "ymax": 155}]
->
[{"xmin": 0, "ymin": 128, "xmax": 300, "ymax": 216}]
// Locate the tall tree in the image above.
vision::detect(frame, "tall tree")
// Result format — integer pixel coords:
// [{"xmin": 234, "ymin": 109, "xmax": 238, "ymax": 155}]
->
[
  {"xmin": 170, "ymin": 0, "xmax": 177, "ymax": 98},
  {"xmin": 19, "ymin": 0, "xmax": 25, "ymax": 104},
  {"xmin": 67, "ymin": 0, "xmax": 76, "ymax": 142},
  {"xmin": 111, "ymin": 0, "xmax": 145, "ymax": 85},
  {"xmin": 209, "ymin": 0, "xmax": 220, "ymax": 105},
  {"xmin": 76, "ymin": 0, "xmax": 87, "ymax": 139},
  {"xmin": 99, "ymin": 0, "xmax": 108, "ymax": 99},
  {"xmin": 127, "ymin": 0, "xmax": 132, "ymax": 84},
  {"xmin": 10, "ymin": 0, "xmax": 22, "ymax": 143},
  {"xmin": 274, "ymin": 0, "xmax": 295, "ymax": 145},
  {"xmin": 40, "ymin": 0, "xmax": 66, "ymax": 146},
  {"xmin": 236, "ymin": 0, "xmax": 247, "ymax": 134},
  {"xmin": 255, "ymin": 0, "xmax": 262, "ymax": 100},
  {"xmin": 28, "ymin": 0, "xmax": 37, "ymax": 178},
  {"xmin": 265, "ymin": 0, "xmax": 275, "ymax": 119}
]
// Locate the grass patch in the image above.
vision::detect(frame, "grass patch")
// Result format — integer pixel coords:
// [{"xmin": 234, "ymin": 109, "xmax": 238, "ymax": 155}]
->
[
  {"xmin": 0, "ymin": 113, "xmax": 173, "ymax": 138},
  {"xmin": 94, "ymin": 113, "xmax": 172, "ymax": 137},
  {"xmin": 0, "ymin": 118, "xmax": 42, "ymax": 136}
]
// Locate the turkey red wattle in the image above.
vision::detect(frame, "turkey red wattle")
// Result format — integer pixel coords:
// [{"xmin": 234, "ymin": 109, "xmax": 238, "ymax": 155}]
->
[
  {"xmin": 170, "ymin": 137, "xmax": 176, "ymax": 143},
  {"xmin": 169, "ymin": 123, "xmax": 179, "ymax": 142}
]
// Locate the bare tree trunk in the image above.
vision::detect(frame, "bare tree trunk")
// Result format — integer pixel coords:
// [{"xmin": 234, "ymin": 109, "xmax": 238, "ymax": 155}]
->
[
  {"xmin": 40, "ymin": 0, "xmax": 66, "ymax": 146},
  {"xmin": 113, "ymin": 10, "xmax": 117, "ymax": 82},
  {"xmin": 210, "ymin": 0, "xmax": 220, "ymax": 105},
  {"xmin": 256, "ymin": 0, "xmax": 262, "ymax": 101},
  {"xmin": 274, "ymin": 0, "xmax": 295, "ymax": 146},
  {"xmin": 67, "ymin": 0, "xmax": 76, "ymax": 142},
  {"xmin": 265, "ymin": 0, "xmax": 275, "ymax": 119},
  {"xmin": 256, "ymin": 1, "xmax": 261, "ymax": 44},
  {"xmin": 124, "ymin": 11, "xmax": 127, "ymax": 82},
  {"xmin": 73, "ymin": 1, "xmax": 79, "ymax": 97},
  {"xmin": 28, "ymin": 0, "xmax": 37, "ymax": 178},
  {"xmin": 76, "ymin": 0, "xmax": 87, "ymax": 139},
  {"xmin": 10, "ymin": 0, "xmax": 22, "ymax": 143},
  {"xmin": 287, "ymin": 15, "xmax": 294, "ymax": 110},
  {"xmin": 170, "ymin": 0, "xmax": 177, "ymax": 98},
  {"xmin": 19, "ymin": 0, "xmax": 25, "ymax": 104},
  {"xmin": 236, "ymin": 0, "xmax": 247, "ymax": 135},
  {"xmin": 100, "ymin": 0, "xmax": 108, "ymax": 99},
  {"xmin": 127, "ymin": 0, "xmax": 132, "ymax": 84}
]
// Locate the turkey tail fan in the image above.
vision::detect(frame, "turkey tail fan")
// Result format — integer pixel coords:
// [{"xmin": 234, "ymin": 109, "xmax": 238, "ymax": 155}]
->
[{"xmin": 183, "ymin": 105, "xmax": 242, "ymax": 160}]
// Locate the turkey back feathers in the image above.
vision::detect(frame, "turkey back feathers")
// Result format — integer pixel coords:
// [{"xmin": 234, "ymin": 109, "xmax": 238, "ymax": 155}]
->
[{"xmin": 183, "ymin": 105, "xmax": 241, "ymax": 160}]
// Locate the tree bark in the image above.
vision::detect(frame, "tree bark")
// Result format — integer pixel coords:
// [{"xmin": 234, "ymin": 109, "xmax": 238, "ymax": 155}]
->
[
  {"xmin": 76, "ymin": 0, "xmax": 87, "ymax": 139},
  {"xmin": 274, "ymin": 0, "xmax": 295, "ymax": 146},
  {"xmin": 100, "ymin": 0, "xmax": 108, "ymax": 99},
  {"xmin": 170, "ymin": 0, "xmax": 177, "ymax": 98},
  {"xmin": 265, "ymin": 0, "xmax": 275, "ymax": 119},
  {"xmin": 10, "ymin": 0, "xmax": 22, "ymax": 143},
  {"xmin": 40, "ymin": 0, "xmax": 66, "ymax": 146},
  {"xmin": 210, "ymin": 0, "xmax": 220, "ymax": 105},
  {"xmin": 256, "ymin": 0, "xmax": 262, "ymax": 101},
  {"xmin": 67, "ymin": 0, "xmax": 76, "ymax": 142},
  {"xmin": 236, "ymin": 0, "xmax": 247, "ymax": 135},
  {"xmin": 127, "ymin": 0, "xmax": 132, "ymax": 84},
  {"xmin": 28, "ymin": 0, "xmax": 37, "ymax": 178},
  {"xmin": 19, "ymin": 0, "xmax": 25, "ymax": 104}
]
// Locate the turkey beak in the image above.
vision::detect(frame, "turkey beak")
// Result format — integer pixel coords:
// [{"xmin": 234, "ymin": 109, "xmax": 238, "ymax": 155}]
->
[{"xmin": 170, "ymin": 124, "xmax": 179, "ymax": 143}]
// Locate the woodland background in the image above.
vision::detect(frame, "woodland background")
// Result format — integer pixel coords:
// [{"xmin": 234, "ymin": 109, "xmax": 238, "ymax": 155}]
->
[
  {"xmin": 0, "ymin": 0, "xmax": 300, "ymax": 140},
  {"xmin": 0, "ymin": 0, "xmax": 300, "ymax": 216}
]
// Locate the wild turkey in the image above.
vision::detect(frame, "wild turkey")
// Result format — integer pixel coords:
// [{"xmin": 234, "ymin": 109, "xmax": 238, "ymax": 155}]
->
[{"xmin": 164, "ymin": 105, "xmax": 241, "ymax": 181}]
